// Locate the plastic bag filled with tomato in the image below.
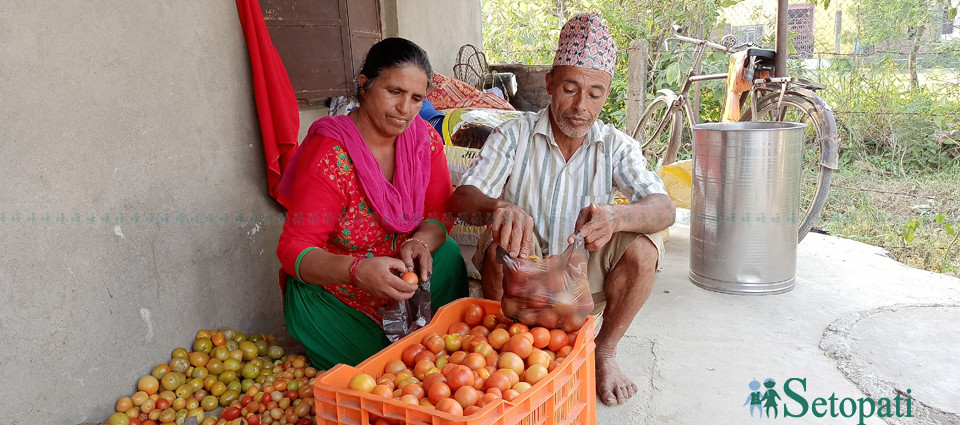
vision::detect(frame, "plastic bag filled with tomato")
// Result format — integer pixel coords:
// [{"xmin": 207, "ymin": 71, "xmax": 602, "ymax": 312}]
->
[{"xmin": 497, "ymin": 232, "xmax": 593, "ymax": 331}]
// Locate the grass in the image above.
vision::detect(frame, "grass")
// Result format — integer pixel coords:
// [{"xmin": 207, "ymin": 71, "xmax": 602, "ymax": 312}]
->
[{"xmin": 817, "ymin": 164, "xmax": 960, "ymax": 277}]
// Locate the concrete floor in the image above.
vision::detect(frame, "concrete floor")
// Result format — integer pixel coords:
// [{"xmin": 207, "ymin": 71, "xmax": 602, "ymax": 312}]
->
[{"xmin": 596, "ymin": 223, "xmax": 960, "ymax": 425}]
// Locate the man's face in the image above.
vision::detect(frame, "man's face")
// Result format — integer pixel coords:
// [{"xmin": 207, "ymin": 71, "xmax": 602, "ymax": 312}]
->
[{"xmin": 545, "ymin": 65, "xmax": 612, "ymax": 139}]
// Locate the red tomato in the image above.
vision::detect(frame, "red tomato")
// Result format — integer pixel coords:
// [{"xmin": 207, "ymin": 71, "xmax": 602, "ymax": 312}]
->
[
  {"xmin": 529, "ymin": 327, "xmax": 550, "ymax": 349},
  {"xmin": 421, "ymin": 372, "xmax": 446, "ymax": 392},
  {"xmin": 414, "ymin": 349, "xmax": 436, "ymax": 365},
  {"xmin": 446, "ymin": 365, "xmax": 475, "ymax": 391},
  {"xmin": 508, "ymin": 323, "xmax": 528, "ymax": 335},
  {"xmin": 469, "ymin": 326, "xmax": 490, "ymax": 338},
  {"xmin": 402, "ymin": 344, "xmax": 426, "ymax": 368},
  {"xmin": 463, "ymin": 304, "xmax": 484, "ymax": 326},
  {"xmin": 484, "ymin": 371, "xmax": 511, "ymax": 392},
  {"xmin": 483, "ymin": 314, "xmax": 498, "ymax": 330},
  {"xmin": 487, "ymin": 328, "xmax": 510, "ymax": 350},
  {"xmin": 296, "ymin": 417, "xmax": 310, "ymax": 425},
  {"xmin": 463, "ymin": 353, "xmax": 486, "ymax": 371},
  {"xmin": 427, "ymin": 382, "xmax": 451, "ymax": 404},
  {"xmin": 464, "ymin": 405, "xmax": 481, "ymax": 416},
  {"xmin": 436, "ymin": 398, "xmax": 464, "ymax": 416},
  {"xmin": 400, "ymin": 272, "xmax": 419, "ymax": 285},
  {"xmin": 454, "ymin": 386, "xmax": 479, "ymax": 408},
  {"xmin": 246, "ymin": 415, "xmax": 261, "ymax": 425},
  {"xmin": 548, "ymin": 329, "xmax": 569, "ymax": 352},
  {"xmin": 222, "ymin": 406, "xmax": 241, "ymax": 421},
  {"xmin": 401, "ymin": 383, "xmax": 425, "ymax": 400},
  {"xmin": 423, "ymin": 335, "xmax": 445, "ymax": 354},
  {"xmin": 448, "ymin": 321, "xmax": 471, "ymax": 336}
]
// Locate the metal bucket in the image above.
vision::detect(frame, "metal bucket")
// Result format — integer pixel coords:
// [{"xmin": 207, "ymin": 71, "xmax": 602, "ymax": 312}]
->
[{"xmin": 688, "ymin": 121, "xmax": 806, "ymax": 295}]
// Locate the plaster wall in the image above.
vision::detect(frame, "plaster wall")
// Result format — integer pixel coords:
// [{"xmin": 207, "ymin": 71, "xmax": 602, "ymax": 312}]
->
[
  {"xmin": 0, "ymin": 2, "xmax": 285, "ymax": 423},
  {"xmin": 382, "ymin": 0, "xmax": 484, "ymax": 76}
]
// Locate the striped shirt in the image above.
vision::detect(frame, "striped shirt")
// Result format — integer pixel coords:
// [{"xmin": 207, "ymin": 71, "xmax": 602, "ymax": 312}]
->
[{"xmin": 459, "ymin": 108, "xmax": 668, "ymax": 255}]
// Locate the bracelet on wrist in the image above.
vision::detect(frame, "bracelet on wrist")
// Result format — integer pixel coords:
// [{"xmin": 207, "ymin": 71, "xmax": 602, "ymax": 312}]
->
[
  {"xmin": 349, "ymin": 256, "xmax": 364, "ymax": 285},
  {"xmin": 401, "ymin": 236, "xmax": 429, "ymax": 251}
]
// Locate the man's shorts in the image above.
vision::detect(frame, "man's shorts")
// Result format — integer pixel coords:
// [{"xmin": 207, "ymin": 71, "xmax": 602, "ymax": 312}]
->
[{"xmin": 472, "ymin": 228, "xmax": 665, "ymax": 310}]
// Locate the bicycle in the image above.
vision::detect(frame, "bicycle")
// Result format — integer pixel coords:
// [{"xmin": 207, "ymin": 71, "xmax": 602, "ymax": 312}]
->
[{"xmin": 632, "ymin": 25, "xmax": 840, "ymax": 242}]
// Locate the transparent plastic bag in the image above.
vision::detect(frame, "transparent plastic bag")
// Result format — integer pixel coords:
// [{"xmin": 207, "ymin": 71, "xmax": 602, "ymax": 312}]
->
[
  {"xmin": 497, "ymin": 232, "xmax": 593, "ymax": 331},
  {"xmin": 383, "ymin": 278, "xmax": 432, "ymax": 343}
]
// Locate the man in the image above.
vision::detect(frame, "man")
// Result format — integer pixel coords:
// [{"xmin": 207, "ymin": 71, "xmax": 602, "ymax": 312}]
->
[{"xmin": 449, "ymin": 13, "xmax": 676, "ymax": 406}]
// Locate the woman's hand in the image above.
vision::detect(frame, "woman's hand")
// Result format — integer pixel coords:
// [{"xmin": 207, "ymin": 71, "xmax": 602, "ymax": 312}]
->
[
  {"xmin": 352, "ymin": 257, "xmax": 418, "ymax": 301},
  {"xmin": 399, "ymin": 238, "xmax": 433, "ymax": 283}
]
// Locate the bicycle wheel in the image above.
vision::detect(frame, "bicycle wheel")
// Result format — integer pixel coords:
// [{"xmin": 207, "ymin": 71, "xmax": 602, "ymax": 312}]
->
[
  {"xmin": 631, "ymin": 96, "xmax": 682, "ymax": 167},
  {"xmin": 740, "ymin": 93, "xmax": 837, "ymax": 242}
]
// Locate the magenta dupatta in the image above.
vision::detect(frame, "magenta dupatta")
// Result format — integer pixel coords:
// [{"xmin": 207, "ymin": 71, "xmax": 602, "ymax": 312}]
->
[{"xmin": 279, "ymin": 114, "xmax": 431, "ymax": 234}]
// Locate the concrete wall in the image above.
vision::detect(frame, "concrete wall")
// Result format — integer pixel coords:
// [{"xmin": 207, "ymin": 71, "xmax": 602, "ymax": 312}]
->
[
  {"xmin": 381, "ymin": 0, "xmax": 483, "ymax": 76},
  {"xmin": 0, "ymin": 2, "xmax": 285, "ymax": 424}
]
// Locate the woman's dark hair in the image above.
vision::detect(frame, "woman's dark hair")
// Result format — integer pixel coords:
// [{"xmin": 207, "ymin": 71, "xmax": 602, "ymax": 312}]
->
[{"xmin": 356, "ymin": 37, "xmax": 433, "ymax": 100}]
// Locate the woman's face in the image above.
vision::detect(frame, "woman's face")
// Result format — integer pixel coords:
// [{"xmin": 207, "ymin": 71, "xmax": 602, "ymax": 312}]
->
[{"xmin": 357, "ymin": 65, "xmax": 429, "ymax": 139}]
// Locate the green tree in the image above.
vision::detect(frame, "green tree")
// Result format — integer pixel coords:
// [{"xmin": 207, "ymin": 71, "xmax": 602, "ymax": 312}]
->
[{"xmin": 847, "ymin": 0, "xmax": 955, "ymax": 87}]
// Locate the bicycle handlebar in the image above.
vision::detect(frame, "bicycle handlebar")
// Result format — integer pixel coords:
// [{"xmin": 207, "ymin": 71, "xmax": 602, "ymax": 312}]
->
[{"xmin": 670, "ymin": 26, "xmax": 755, "ymax": 54}]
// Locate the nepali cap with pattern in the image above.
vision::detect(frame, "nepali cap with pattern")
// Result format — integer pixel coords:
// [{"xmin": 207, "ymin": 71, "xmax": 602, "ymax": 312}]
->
[{"xmin": 552, "ymin": 12, "xmax": 617, "ymax": 76}]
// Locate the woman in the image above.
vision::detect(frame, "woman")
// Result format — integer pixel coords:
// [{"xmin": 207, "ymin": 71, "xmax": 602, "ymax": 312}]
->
[{"xmin": 277, "ymin": 38, "xmax": 468, "ymax": 369}]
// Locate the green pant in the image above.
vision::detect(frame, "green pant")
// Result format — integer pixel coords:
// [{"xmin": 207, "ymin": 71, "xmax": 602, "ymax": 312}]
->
[{"xmin": 284, "ymin": 237, "xmax": 468, "ymax": 370}]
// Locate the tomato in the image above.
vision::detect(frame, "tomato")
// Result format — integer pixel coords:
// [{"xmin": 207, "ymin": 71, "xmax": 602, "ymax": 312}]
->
[
  {"xmin": 469, "ymin": 326, "xmax": 490, "ymax": 338},
  {"xmin": 463, "ymin": 353, "xmax": 486, "ymax": 371},
  {"xmin": 502, "ymin": 334, "xmax": 533, "ymax": 359},
  {"xmin": 399, "ymin": 394, "xmax": 420, "ymax": 405},
  {"xmin": 507, "ymin": 323, "xmax": 528, "ymax": 335},
  {"xmin": 463, "ymin": 304, "xmax": 484, "ymax": 326},
  {"xmin": 400, "ymin": 271, "xmax": 419, "ymax": 286},
  {"xmin": 513, "ymin": 381, "xmax": 532, "ymax": 394},
  {"xmin": 413, "ymin": 359, "xmax": 435, "ymax": 380},
  {"xmin": 448, "ymin": 351, "xmax": 467, "ymax": 365},
  {"xmin": 557, "ymin": 345, "xmax": 573, "ymax": 358},
  {"xmin": 447, "ymin": 321, "xmax": 471, "ymax": 336},
  {"xmin": 154, "ymin": 398, "xmax": 170, "ymax": 411},
  {"xmin": 487, "ymin": 328, "xmax": 510, "ymax": 350},
  {"xmin": 348, "ymin": 374, "xmax": 376, "ymax": 393},
  {"xmin": 482, "ymin": 314, "xmax": 498, "ymax": 330},
  {"xmin": 246, "ymin": 415, "xmax": 261, "ymax": 425},
  {"xmin": 384, "ymin": 359, "xmax": 406, "ymax": 375},
  {"xmin": 401, "ymin": 344, "xmax": 426, "ymax": 368},
  {"xmin": 401, "ymin": 383, "xmax": 425, "ymax": 400},
  {"xmin": 435, "ymin": 398, "xmax": 463, "ymax": 416},
  {"xmin": 464, "ymin": 405, "xmax": 481, "ymax": 416},
  {"xmin": 421, "ymin": 372, "xmax": 446, "ymax": 392},
  {"xmin": 454, "ymin": 386, "xmax": 479, "ymax": 408},
  {"xmin": 529, "ymin": 327, "xmax": 550, "ymax": 349},
  {"xmin": 427, "ymin": 381, "xmax": 451, "ymax": 404},
  {"xmin": 497, "ymin": 352, "xmax": 524, "ymax": 374},
  {"xmin": 296, "ymin": 418, "xmax": 310, "ymax": 425},
  {"xmin": 414, "ymin": 349, "xmax": 436, "ymax": 365},
  {"xmin": 370, "ymin": 384, "xmax": 392, "ymax": 398},
  {"xmin": 106, "ymin": 413, "xmax": 130, "ymax": 425},
  {"xmin": 478, "ymin": 392, "xmax": 500, "ymax": 407},
  {"xmin": 524, "ymin": 364, "xmax": 548, "ymax": 385},
  {"xmin": 446, "ymin": 365, "xmax": 474, "ymax": 391},
  {"xmin": 222, "ymin": 406, "xmax": 242, "ymax": 421},
  {"xmin": 500, "ymin": 369, "xmax": 520, "ymax": 386},
  {"xmin": 473, "ymin": 342, "xmax": 494, "ymax": 358},
  {"xmin": 502, "ymin": 389, "xmax": 520, "ymax": 402},
  {"xmin": 484, "ymin": 371, "xmax": 511, "ymax": 392},
  {"xmin": 526, "ymin": 349, "xmax": 550, "ymax": 368},
  {"xmin": 423, "ymin": 334, "xmax": 445, "ymax": 354}
]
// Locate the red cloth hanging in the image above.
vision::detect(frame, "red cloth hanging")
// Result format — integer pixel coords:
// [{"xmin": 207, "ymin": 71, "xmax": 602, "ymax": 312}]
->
[{"xmin": 236, "ymin": 0, "xmax": 299, "ymax": 206}]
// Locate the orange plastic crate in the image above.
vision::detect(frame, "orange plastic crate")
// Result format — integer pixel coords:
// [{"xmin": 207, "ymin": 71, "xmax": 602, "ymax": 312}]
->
[{"xmin": 314, "ymin": 297, "xmax": 596, "ymax": 425}]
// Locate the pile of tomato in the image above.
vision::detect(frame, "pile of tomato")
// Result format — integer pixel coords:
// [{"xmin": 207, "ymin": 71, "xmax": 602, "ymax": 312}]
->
[
  {"xmin": 347, "ymin": 303, "xmax": 578, "ymax": 420},
  {"xmin": 105, "ymin": 328, "xmax": 318, "ymax": 425}
]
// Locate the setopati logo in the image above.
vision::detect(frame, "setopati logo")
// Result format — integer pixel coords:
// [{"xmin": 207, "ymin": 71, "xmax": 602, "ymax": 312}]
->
[{"xmin": 744, "ymin": 378, "xmax": 913, "ymax": 424}]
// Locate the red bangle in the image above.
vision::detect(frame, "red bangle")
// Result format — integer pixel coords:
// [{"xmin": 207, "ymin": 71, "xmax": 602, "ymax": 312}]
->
[{"xmin": 349, "ymin": 256, "xmax": 364, "ymax": 285}]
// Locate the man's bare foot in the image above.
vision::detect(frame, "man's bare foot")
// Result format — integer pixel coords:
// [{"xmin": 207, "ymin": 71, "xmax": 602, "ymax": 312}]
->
[{"xmin": 596, "ymin": 351, "xmax": 638, "ymax": 406}]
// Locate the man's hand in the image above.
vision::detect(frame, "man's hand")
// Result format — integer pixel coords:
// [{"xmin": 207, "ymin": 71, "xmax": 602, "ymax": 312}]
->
[
  {"xmin": 569, "ymin": 203, "xmax": 619, "ymax": 251},
  {"xmin": 352, "ymin": 257, "xmax": 417, "ymax": 301},
  {"xmin": 491, "ymin": 202, "xmax": 535, "ymax": 258}
]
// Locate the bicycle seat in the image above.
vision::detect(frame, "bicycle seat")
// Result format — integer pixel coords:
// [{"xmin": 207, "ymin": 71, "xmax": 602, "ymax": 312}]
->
[{"xmin": 746, "ymin": 49, "xmax": 775, "ymax": 60}]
